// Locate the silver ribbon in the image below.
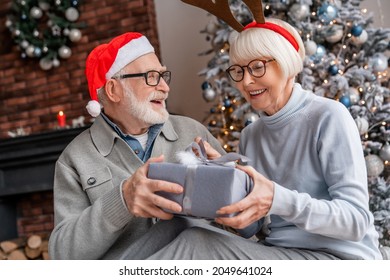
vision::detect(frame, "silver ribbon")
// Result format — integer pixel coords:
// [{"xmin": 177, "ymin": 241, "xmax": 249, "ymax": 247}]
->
[
  {"xmin": 185, "ymin": 139, "xmax": 250, "ymax": 166},
  {"xmin": 182, "ymin": 165, "xmax": 197, "ymax": 215}
]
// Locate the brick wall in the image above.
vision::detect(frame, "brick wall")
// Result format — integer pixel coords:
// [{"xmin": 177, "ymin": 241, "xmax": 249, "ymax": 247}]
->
[
  {"xmin": 0, "ymin": 0, "xmax": 160, "ymax": 139},
  {"xmin": 17, "ymin": 192, "xmax": 54, "ymax": 238},
  {"xmin": 0, "ymin": 0, "xmax": 160, "ymax": 238}
]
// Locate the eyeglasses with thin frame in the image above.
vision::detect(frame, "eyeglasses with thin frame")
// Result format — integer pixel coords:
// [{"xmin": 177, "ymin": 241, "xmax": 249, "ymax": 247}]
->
[
  {"xmin": 226, "ymin": 59, "xmax": 276, "ymax": 82},
  {"xmin": 115, "ymin": 70, "xmax": 171, "ymax": 86}
]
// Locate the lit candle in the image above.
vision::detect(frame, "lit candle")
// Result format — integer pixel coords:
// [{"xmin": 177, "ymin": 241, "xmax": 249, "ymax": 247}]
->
[{"xmin": 57, "ymin": 111, "xmax": 66, "ymax": 127}]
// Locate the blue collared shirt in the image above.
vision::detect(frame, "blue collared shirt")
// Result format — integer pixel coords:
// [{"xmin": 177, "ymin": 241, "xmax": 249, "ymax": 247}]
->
[{"xmin": 101, "ymin": 112, "xmax": 163, "ymax": 162}]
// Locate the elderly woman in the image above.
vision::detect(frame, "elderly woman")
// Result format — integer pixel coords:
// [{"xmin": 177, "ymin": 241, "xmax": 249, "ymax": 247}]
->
[{"xmin": 209, "ymin": 17, "xmax": 382, "ymax": 260}]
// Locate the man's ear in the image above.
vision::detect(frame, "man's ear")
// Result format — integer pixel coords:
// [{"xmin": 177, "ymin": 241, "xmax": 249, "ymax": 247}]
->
[{"xmin": 105, "ymin": 79, "xmax": 122, "ymax": 103}]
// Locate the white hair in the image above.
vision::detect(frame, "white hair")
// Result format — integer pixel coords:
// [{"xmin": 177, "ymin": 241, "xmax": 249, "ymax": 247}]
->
[{"xmin": 229, "ymin": 18, "xmax": 305, "ymax": 79}]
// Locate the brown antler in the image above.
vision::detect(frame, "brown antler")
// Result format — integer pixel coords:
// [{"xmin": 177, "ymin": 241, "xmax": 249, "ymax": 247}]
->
[
  {"xmin": 181, "ymin": 0, "xmax": 244, "ymax": 32},
  {"xmin": 242, "ymin": 0, "xmax": 265, "ymax": 24}
]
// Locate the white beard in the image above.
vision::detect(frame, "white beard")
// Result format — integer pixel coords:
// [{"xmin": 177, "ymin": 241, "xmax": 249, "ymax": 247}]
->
[{"xmin": 123, "ymin": 86, "xmax": 169, "ymax": 125}]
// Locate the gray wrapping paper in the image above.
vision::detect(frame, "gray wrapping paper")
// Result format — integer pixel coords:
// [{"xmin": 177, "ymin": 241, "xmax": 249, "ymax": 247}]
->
[{"xmin": 148, "ymin": 162, "xmax": 253, "ymax": 219}]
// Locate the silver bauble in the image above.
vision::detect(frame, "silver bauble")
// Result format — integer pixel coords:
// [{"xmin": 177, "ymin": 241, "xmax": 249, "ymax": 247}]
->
[
  {"xmin": 243, "ymin": 112, "xmax": 259, "ymax": 126},
  {"xmin": 20, "ymin": 40, "xmax": 29, "ymax": 49},
  {"xmin": 369, "ymin": 53, "xmax": 389, "ymax": 72},
  {"xmin": 38, "ymin": 1, "xmax": 50, "ymax": 11},
  {"xmin": 58, "ymin": 45, "xmax": 72, "ymax": 59},
  {"xmin": 365, "ymin": 154, "xmax": 384, "ymax": 177},
  {"xmin": 14, "ymin": 29, "xmax": 21, "ymax": 37},
  {"xmin": 354, "ymin": 117, "xmax": 369, "ymax": 135},
  {"xmin": 379, "ymin": 143, "xmax": 390, "ymax": 161},
  {"xmin": 202, "ymin": 88, "xmax": 217, "ymax": 102},
  {"xmin": 52, "ymin": 58, "xmax": 60, "ymax": 67},
  {"xmin": 39, "ymin": 57, "xmax": 53, "ymax": 71},
  {"xmin": 5, "ymin": 19, "xmax": 12, "ymax": 28},
  {"xmin": 325, "ymin": 25, "xmax": 344, "ymax": 43},
  {"xmin": 348, "ymin": 87, "xmax": 360, "ymax": 105},
  {"xmin": 69, "ymin": 28, "xmax": 82, "ymax": 42},
  {"xmin": 26, "ymin": 45, "xmax": 35, "ymax": 57},
  {"xmin": 30, "ymin": 7, "xmax": 43, "ymax": 19},
  {"xmin": 304, "ymin": 40, "xmax": 317, "ymax": 56},
  {"xmin": 206, "ymin": 21, "xmax": 218, "ymax": 34},
  {"xmin": 65, "ymin": 7, "xmax": 79, "ymax": 22},
  {"xmin": 289, "ymin": 4, "xmax": 310, "ymax": 21}
]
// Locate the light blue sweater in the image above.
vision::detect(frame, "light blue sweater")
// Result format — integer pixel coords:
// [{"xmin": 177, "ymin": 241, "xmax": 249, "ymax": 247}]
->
[{"xmin": 239, "ymin": 84, "xmax": 382, "ymax": 259}]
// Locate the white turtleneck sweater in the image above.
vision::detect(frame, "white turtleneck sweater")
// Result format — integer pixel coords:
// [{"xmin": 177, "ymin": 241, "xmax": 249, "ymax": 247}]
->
[{"xmin": 239, "ymin": 83, "xmax": 382, "ymax": 259}]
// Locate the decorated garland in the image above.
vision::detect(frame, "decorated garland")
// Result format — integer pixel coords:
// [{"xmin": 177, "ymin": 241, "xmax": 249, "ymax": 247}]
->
[{"xmin": 5, "ymin": 0, "xmax": 84, "ymax": 71}]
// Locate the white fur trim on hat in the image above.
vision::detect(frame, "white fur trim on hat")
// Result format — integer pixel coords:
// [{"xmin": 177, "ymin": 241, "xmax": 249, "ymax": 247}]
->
[{"xmin": 105, "ymin": 36, "xmax": 154, "ymax": 79}]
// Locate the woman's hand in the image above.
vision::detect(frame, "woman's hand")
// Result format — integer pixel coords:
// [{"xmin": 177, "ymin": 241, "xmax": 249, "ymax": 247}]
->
[{"xmin": 215, "ymin": 164, "xmax": 275, "ymax": 229}]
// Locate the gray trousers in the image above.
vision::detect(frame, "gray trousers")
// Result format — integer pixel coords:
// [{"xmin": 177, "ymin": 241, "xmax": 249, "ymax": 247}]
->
[{"xmin": 120, "ymin": 217, "xmax": 347, "ymax": 260}]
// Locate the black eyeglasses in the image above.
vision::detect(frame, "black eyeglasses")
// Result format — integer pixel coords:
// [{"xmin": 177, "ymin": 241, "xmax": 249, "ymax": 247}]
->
[
  {"xmin": 226, "ymin": 59, "xmax": 275, "ymax": 82},
  {"xmin": 115, "ymin": 70, "xmax": 171, "ymax": 86}
]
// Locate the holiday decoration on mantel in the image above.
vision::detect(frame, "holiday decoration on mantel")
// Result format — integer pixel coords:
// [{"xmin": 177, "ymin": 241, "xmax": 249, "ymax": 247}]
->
[
  {"xmin": 197, "ymin": 0, "xmax": 390, "ymax": 247},
  {"xmin": 5, "ymin": 0, "xmax": 85, "ymax": 71}
]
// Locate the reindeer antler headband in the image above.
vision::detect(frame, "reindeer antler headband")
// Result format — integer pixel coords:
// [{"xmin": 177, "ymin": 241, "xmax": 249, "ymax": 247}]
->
[{"xmin": 181, "ymin": 0, "xmax": 299, "ymax": 51}]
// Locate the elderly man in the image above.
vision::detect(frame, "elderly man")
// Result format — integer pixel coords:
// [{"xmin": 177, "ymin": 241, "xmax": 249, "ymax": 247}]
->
[{"xmin": 48, "ymin": 32, "xmax": 225, "ymax": 259}]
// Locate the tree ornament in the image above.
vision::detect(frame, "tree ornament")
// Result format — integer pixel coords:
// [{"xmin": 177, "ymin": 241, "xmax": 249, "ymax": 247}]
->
[
  {"xmin": 351, "ymin": 24, "xmax": 363, "ymax": 37},
  {"xmin": 304, "ymin": 40, "xmax": 317, "ymax": 56},
  {"xmin": 325, "ymin": 25, "xmax": 344, "ymax": 43},
  {"xmin": 328, "ymin": 64, "xmax": 339, "ymax": 76},
  {"xmin": 39, "ymin": 57, "xmax": 53, "ymax": 71},
  {"xmin": 69, "ymin": 28, "xmax": 82, "ymax": 42},
  {"xmin": 317, "ymin": 3, "xmax": 338, "ymax": 24},
  {"xmin": 6, "ymin": 0, "xmax": 84, "ymax": 71},
  {"xmin": 58, "ymin": 45, "xmax": 72, "ymax": 59},
  {"xmin": 65, "ymin": 7, "xmax": 79, "ymax": 22},
  {"xmin": 351, "ymin": 30, "xmax": 368, "ymax": 45},
  {"xmin": 223, "ymin": 97, "xmax": 232, "ymax": 108},
  {"xmin": 365, "ymin": 154, "xmax": 384, "ymax": 177},
  {"xmin": 339, "ymin": 95, "xmax": 351, "ymax": 107},
  {"xmin": 25, "ymin": 45, "xmax": 35, "ymax": 57},
  {"xmin": 354, "ymin": 117, "xmax": 369, "ymax": 135},
  {"xmin": 201, "ymin": 81, "xmax": 216, "ymax": 102},
  {"xmin": 369, "ymin": 53, "xmax": 389, "ymax": 72},
  {"xmin": 348, "ymin": 87, "xmax": 360, "ymax": 105},
  {"xmin": 289, "ymin": 4, "xmax": 310, "ymax": 21},
  {"xmin": 30, "ymin": 6, "xmax": 43, "ymax": 19},
  {"xmin": 206, "ymin": 21, "xmax": 218, "ymax": 34},
  {"xmin": 311, "ymin": 45, "xmax": 326, "ymax": 62},
  {"xmin": 243, "ymin": 112, "xmax": 259, "ymax": 127},
  {"xmin": 38, "ymin": 0, "xmax": 50, "ymax": 11},
  {"xmin": 52, "ymin": 58, "xmax": 60, "ymax": 67},
  {"xmin": 379, "ymin": 143, "xmax": 390, "ymax": 162}
]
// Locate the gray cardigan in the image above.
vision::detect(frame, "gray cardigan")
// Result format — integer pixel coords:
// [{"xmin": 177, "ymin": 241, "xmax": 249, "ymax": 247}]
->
[{"xmin": 48, "ymin": 114, "xmax": 225, "ymax": 259}]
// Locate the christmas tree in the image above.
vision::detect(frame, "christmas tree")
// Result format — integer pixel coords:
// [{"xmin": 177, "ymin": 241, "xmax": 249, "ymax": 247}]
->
[
  {"xmin": 198, "ymin": 0, "xmax": 390, "ymax": 248},
  {"xmin": 5, "ymin": 0, "xmax": 84, "ymax": 71}
]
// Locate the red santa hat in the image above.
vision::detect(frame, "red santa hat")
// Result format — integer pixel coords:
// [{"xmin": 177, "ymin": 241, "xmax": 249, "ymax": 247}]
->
[{"xmin": 85, "ymin": 32, "xmax": 155, "ymax": 117}]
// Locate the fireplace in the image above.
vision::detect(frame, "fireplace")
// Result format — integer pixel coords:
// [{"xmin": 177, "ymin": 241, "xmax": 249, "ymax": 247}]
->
[{"xmin": 0, "ymin": 126, "xmax": 89, "ymax": 241}]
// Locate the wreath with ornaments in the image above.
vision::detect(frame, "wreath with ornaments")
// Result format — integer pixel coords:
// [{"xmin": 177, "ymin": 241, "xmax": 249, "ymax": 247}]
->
[{"xmin": 5, "ymin": 0, "xmax": 84, "ymax": 71}]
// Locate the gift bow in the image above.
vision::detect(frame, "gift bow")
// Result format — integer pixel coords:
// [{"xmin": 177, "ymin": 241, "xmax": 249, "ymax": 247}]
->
[{"xmin": 185, "ymin": 139, "xmax": 250, "ymax": 167}]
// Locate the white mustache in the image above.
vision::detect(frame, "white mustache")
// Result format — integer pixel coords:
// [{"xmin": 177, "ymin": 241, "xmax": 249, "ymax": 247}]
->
[{"xmin": 148, "ymin": 91, "xmax": 168, "ymax": 101}]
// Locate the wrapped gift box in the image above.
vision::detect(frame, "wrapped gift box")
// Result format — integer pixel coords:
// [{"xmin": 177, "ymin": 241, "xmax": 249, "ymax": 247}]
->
[{"xmin": 148, "ymin": 162, "xmax": 253, "ymax": 219}]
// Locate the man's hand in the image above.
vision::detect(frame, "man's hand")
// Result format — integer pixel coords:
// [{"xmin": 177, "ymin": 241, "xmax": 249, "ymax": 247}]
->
[
  {"xmin": 194, "ymin": 137, "xmax": 221, "ymax": 160},
  {"xmin": 122, "ymin": 155, "xmax": 183, "ymax": 220}
]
